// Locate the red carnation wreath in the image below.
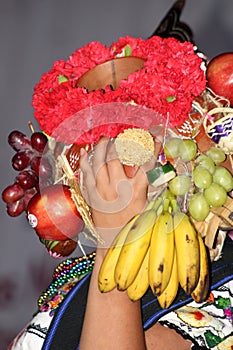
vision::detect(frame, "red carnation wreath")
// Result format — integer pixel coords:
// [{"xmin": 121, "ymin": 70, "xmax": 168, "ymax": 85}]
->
[{"xmin": 32, "ymin": 35, "xmax": 206, "ymax": 144}]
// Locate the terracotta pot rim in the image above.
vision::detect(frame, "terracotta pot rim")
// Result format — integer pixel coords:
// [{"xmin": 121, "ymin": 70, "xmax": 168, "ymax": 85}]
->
[{"xmin": 76, "ymin": 56, "xmax": 145, "ymax": 91}]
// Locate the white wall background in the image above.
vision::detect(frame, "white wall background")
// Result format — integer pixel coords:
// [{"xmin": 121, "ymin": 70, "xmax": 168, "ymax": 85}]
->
[{"xmin": 0, "ymin": 0, "xmax": 232, "ymax": 348}]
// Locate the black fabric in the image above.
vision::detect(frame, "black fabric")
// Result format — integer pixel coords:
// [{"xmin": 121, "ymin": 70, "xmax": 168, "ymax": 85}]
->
[
  {"xmin": 43, "ymin": 236, "xmax": 233, "ymax": 349},
  {"xmin": 42, "ymin": 274, "xmax": 91, "ymax": 350}
]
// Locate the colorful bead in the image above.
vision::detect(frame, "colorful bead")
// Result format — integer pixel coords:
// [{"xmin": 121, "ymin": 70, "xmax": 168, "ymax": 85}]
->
[{"xmin": 37, "ymin": 252, "xmax": 96, "ymax": 310}]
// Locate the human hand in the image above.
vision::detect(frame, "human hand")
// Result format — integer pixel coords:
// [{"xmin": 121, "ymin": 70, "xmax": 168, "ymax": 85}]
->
[{"xmin": 79, "ymin": 137, "xmax": 155, "ymax": 246}]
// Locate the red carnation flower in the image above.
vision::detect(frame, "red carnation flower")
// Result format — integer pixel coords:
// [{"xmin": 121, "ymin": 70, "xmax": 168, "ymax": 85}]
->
[{"xmin": 32, "ymin": 35, "xmax": 206, "ymax": 144}]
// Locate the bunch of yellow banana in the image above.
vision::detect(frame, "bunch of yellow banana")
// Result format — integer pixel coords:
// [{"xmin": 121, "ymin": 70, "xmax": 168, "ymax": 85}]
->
[
  {"xmin": 98, "ymin": 195, "xmax": 163, "ymax": 295},
  {"xmin": 149, "ymin": 207, "xmax": 210, "ymax": 308},
  {"xmin": 98, "ymin": 191, "xmax": 210, "ymax": 307}
]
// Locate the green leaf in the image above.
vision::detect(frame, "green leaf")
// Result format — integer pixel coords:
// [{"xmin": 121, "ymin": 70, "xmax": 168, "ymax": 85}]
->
[
  {"xmin": 58, "ymin": 75, "xmax": 69, "ymax": 84},
  {"xmin": 215, "ymin": 296, "xmax": 231, "ymax": 309},
  {"xmin": 204, "ymin": 330, "xmax": 222, "ymax": 348},
  {"xmin": 123, "ymin": 44, "xmax": 132, "ymax": 56},
  {"xmin": 166, "ymin": 96, "xmax": 176, "ymax": 102}
]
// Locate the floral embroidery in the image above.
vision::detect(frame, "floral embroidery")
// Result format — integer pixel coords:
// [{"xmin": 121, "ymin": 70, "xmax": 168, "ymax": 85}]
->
[{"xmin": 160, "ymin": 281, "xmax": 233, "ymax": 349}]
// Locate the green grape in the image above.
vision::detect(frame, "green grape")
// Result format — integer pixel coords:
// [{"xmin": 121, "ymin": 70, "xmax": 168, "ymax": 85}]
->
[
  {"xmin": 206, "ymin": 147, "xmax": 226, "ymax": 164},
  {"xmin": 212, "ymin": 165, "xmax": 233, "ymax": 192},
  {"xmin": 164, "ymin": 137, "xmax": 182, "ymax": 158},
  {"xmin": 204, "ymin": 183, "xmax": 227, "ymax": 207},
  {"xmin": 195, "ymin": 154, "xmax": 215, "ymax": 174},
  {"xmin": 188, "ymin": 192, "xmax": 210, "ymax": 221},
  {"xmin": 193, "ymin": 166, "xmax": 213, "ymax": 189},
  {"xmin": 179, "ymin": 139, "xmax": 197, "ymax": 162},
  {"xmin": 168, "ymin": 174, "xmax": 191, "ymax": 196}
]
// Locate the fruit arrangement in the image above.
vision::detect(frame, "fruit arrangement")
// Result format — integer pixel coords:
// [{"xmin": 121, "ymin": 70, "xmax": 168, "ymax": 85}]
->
[
  {"xmin": 1, "ymin": 26, "xmax": 233, "ymax": 311},
  {"xmin": 98, "ymin": 124, "xmax": 233, "ymax": 308}
]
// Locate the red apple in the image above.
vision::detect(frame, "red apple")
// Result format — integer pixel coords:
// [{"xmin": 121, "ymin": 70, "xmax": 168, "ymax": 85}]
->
[
  {"xmin": 27, "ymin": 184, "xmax": 84, "ymax": 240},
  {"xmin": 206, "ymin": 52, "xmax": 233, "ymax": 106}
]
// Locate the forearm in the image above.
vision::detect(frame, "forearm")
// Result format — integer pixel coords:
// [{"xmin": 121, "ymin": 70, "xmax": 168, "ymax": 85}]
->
[{"xmin": 79, "ymin": 250, "xmax": 147, "ymax": 350}]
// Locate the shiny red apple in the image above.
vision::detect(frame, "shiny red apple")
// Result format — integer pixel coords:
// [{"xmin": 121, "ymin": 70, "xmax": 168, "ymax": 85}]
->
[
  {"xmin": 206, "ymin": 52, "xmax": 233, "ymax": 106},
  {"xmin": 27, "ymin": 184, "xmax": 84, "ymax": 240}
]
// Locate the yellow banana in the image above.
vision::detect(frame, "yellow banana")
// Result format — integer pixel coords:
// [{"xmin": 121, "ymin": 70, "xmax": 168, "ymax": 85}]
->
[
  {"xmin": 149, "ymin": 210, "xmax": 175, "ymax": 296},
  {"xmin": 191, "ymin": 233, "xmax": 210, "ymax": 303},
  {"xmin": 157, "ymin": 250, "xmax": 179, "ymax": 308},
  {"xmin": 173, "ymin": 211, "xmax": 200, "ymax": 295},
  {"xmin": 127, "ymin": 247, "xmax": 150, "ymax": 301},
  {"xmin": 98, "ymin": 214, "xmax": 140, "ymax": 293},
  {"xmin": 114, "ymin": 209, "xmax": 156, "ymax": 291}
]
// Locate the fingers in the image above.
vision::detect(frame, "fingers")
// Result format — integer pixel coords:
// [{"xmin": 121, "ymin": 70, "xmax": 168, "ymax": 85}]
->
[
  {"xmin": 92, "ymin": 137, "xmax": 110, "ymax": 184},
  {"xmin": 80, "ymin": 146, "xmax": 110, "ymax": 210},
  {"xmin": 106, "ymin": 141, "xmax": 126, "ymax": 182},
  {"xmin": 79, "ymin": 147, "xmax": 91, "ymax": 176},
  {"xmin": 80, "ymin": 136, "xmax": 157, "ymax": 209},
  {"xmin": 79, "ymin": 147, "xmax": 95, "ymax": 193}
]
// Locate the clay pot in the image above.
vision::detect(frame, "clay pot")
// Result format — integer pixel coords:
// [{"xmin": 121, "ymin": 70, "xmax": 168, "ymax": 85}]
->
[{"xmin": 76, "ymin": 56, "xmax": 145, "ymax": 91}]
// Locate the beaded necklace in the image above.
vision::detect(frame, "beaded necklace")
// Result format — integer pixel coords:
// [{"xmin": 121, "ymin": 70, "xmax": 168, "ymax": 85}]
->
[{"xmin": 37, "ymin": 252, "xmax": 96, "ymax": 314}]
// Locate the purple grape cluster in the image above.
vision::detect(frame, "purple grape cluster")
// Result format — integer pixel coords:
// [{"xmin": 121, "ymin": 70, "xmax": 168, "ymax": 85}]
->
[{"xmin": 2, "ymin": 130, "xmax": 54, "ymax": 216}]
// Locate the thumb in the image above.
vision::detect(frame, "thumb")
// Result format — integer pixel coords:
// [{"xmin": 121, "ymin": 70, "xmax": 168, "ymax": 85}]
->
[{"xmin": 79, "ymin": 148, "xmax": 91, "ymax": 176}]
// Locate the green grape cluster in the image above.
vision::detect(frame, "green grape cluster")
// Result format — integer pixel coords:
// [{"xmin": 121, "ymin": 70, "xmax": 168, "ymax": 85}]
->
[
  {"xmin": 163, "ymin": 137, "xmax": 233, "ymax": 222},
  {"xmin": 189, "ymin": 147, "xmax": 233, "ymax": 221}
]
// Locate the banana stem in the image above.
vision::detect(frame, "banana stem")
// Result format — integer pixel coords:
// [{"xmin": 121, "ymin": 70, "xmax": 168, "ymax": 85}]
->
[
  {"xmin": 163, "ymin": 198, "xmax": 170, "ymax": 212},
  {"xmin": 170, "ymin": 198, "xmax": 179, "ymax": 214}
]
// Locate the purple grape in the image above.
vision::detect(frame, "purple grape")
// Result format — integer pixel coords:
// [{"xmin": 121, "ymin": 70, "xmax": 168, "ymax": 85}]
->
[
  {"xmin": 6, "ymin": 198, "xmax": 25, "ymax": 217},
  {"xmin": 30, "ymin": 132, "xmax": 48, "ymax": 153},
  {"xmin": 8, "ymin": 130, "xmax": 31, "ymax": 151},
  {"xmin": 16, "ymin": 169, "xmax": 39, "ymax": 189},
  {"xmin": 2, "ymin": 183, "xmax": 25, "ymax": 204},
  {"xmin": 30, "ymin": 156, "xmax": 53, "ymax": 179},
  {"xmin": 11, "ymin": 150, "xmax": 33, "ymax": 171}
]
